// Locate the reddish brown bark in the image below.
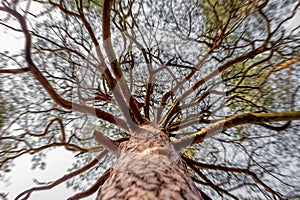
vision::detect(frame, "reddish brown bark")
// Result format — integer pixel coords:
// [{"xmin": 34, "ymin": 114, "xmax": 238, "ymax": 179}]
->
[{"xmin": 97, "ymin": 125, "xmax": 203, "ymax": 200}]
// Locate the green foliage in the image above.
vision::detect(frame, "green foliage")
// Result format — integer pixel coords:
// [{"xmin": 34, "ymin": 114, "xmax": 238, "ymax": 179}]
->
[
  {"xmin": 223, "ymin": 52, "xmax": 287, "ymax": 113},
  {"xmin": 67, "ymin": 0, "xmax": 104, "ymax": 13},
  {"xmin": 182, "ymin": 147, "xmax": 196, "ymax": 159},
  {"xmin": 198, "ymin": 0, "xmax": 246, "ymax": 33}
]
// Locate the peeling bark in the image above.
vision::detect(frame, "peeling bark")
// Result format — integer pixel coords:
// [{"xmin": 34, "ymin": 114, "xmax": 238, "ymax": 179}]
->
[{"xmin": 97, "ymin": 125, "xmax": 203, "ymax": 200}]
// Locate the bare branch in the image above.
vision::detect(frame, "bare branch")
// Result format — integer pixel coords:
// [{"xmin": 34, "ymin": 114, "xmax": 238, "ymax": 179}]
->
[
  {"xmin": 183, "ymin": 156, "xmax": 282, "ymax": 198},
  {"xmin": 174, "ymin": 111, "xmax": 300, "ymax": 150},
  {"xmin": 67, "ymin": 168, "xmax": 110, "ymax": 200},
  {"xmin": 93, "ymin": 130, "xmax": 119, "ymax": 155},
  {"xmin": 0, "ymin": 6, "xmax": 128, "ymax": 131},
  {"xmin": 14, "ymin": 150, "xmax": 108, "ymax": 200},
  {"xmin": 0, "ymin": 67, "xmax": 30, "ymax": 74},
  {"xmin": 102, "ymin": 0, "xmax": 144, "ymax": 126}
]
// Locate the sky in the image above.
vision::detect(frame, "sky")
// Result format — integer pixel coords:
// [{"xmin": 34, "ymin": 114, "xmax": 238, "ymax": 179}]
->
[
  {"xmin": 1, "ymin": 1, "xmax": 300, "ymax": 200},
  {"xmin": 0, "ymin": 149, "xmax": 85, "ymax": 200}
]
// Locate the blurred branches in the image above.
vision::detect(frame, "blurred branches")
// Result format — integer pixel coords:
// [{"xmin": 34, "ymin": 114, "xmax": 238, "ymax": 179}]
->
[{"xmin": 0, "ymin": 0, "xmax": 300, "ymax": 199}]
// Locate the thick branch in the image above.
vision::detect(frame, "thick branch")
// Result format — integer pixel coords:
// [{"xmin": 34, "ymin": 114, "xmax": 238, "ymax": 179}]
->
[
  {"xmin": 174, "ymin": 111, "xmax": 300, "ymax": 150},
  {"xmin": 0, "ymin": 67, "xmax": 30, "ymax": 74},
  {"xmin": 93, "ymin": 130, "xmax": 119, "ymax": 155},
  {"xmin": 102, "ymin": 0, "xmax": 122, "ymax": 79},
  {"xmin": 102, "ymin": 0, "xmax": 144, "ymax": 126},
  {"xmin": 272, "ymin": 55, "xmax": 300, "ymax": 73},
  {"xmin": 0, "ymin": 6, "xmax": 128, "ymax": 131}
]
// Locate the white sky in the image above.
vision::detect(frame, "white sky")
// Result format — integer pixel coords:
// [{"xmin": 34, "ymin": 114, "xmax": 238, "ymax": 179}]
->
[
  {"xmin": 0, "ymin": 1, "xmax": 300, "ymax": 200},
  {"xmin": 0, "ymin": 149, "xmax": 88, "ymax": 200}
]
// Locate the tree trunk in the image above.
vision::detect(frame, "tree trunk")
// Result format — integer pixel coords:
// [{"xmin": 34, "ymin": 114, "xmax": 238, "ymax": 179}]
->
[{"xmin": 97, "ymin": 124, "xmax": 204, "ymax": 200}]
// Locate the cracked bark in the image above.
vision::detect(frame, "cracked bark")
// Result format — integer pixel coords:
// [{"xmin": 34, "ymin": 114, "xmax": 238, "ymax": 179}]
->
[{"xmin": 97, "ymin": 125, "xmax": 203, "ymax": 200}]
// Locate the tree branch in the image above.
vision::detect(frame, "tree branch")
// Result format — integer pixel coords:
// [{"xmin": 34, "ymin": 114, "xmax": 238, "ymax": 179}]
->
[
  {"xmin": 14, "ymin": 150, "xmax": 108, "ymax": 200},
  {"xmin": 0, "ymin": 6, "xmax": 128, "ymax": 131},
  {"xmin": 183, "ymin": 156, "xmax": 282, "ymax": 198},
  {"xmin": 93, "ymin": 130, "xmax": 119, "ymax": 155},
  {"xmin": 102, "ymin": 0, "xmax": 144, "ymax": 126},
  {"xmin": 0, "ymin": 67, "xmax": 30, "ymax": 74},
  {"xmin": 67, "ymin": 168, "xmax": 110, "ymax": 200},
  {"xmin": 174, "ymin": 111, "xmax": 300, "ymax": 150},
  {"xmin": 184, "ymin": 156, "xmax": 239, "ymax": 200}
]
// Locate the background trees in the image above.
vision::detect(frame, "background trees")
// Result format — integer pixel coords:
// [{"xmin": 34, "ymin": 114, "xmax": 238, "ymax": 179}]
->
[{"xmin": 0, "ymin": 0, "xmax": 300, "ymax": 199}]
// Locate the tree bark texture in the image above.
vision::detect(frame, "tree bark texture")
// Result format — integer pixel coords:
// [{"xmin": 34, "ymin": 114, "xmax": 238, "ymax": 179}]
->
[{"xmin": 97, "ymin": 125, "xmax": 203, "ymax": 200}]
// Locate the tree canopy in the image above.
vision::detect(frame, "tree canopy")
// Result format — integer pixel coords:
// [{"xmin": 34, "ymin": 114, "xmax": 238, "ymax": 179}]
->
[{"xmin": 0, "ymin": 0, "xmax": 300, "ymax": 199}]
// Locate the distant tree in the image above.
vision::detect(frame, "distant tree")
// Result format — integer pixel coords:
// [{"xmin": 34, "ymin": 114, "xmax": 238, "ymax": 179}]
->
[{"xmin": 1, "ymin": 0, "xmax": 300, "ymax": 199}]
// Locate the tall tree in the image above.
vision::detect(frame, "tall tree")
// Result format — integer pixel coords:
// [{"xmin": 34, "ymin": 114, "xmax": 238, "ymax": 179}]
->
[{"xmin": 1, "ymin": 0, "xmax": 300, "ymax": 199}]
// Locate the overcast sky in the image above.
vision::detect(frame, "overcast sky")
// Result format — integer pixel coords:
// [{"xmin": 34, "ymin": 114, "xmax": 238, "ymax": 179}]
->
[{"xmin": 0, "ymin": 149, "xmax": 88, "ymax": 200}]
